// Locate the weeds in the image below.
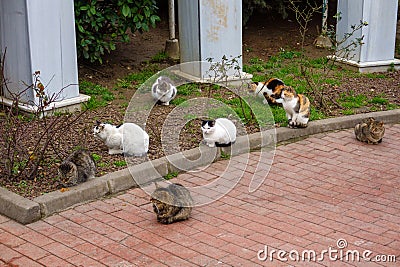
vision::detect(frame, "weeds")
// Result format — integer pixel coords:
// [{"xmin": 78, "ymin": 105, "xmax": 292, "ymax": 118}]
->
[{"xmin": 80, "ymin": 81, "xmax": 114, "ymax": 110}]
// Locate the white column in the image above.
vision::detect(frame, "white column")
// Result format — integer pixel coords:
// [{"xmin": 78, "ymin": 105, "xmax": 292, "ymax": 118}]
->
[
  {"xmin": 0, "ymin": 0, "xmax": 89, "ymax": 113},
  {"xmin": 335, "ymin": 0, "xmax": 400, "ymax": 73},
  {"xmin": 177, "ymin": 0, "xmax": 251, "ymax": 81}
]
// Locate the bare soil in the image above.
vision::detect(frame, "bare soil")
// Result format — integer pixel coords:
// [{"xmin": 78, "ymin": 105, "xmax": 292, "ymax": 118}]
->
[{"xmin": 1, "ymin": 12, "xmax": 399, "ymax": 199}]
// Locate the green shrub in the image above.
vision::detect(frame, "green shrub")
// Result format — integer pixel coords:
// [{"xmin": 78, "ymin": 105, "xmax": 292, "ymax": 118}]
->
[{"xmin": 74, "ymin": 0, "xmax": 160, "ymax": 63}]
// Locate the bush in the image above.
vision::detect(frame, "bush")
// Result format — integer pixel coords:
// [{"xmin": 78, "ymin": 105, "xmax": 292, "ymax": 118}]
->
[{"xmin": 74, "ymin": 0, "xmax": 160, "ymax": 63}]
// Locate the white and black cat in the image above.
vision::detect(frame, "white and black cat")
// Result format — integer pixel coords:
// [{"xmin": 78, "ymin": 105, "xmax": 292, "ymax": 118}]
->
[
  {"xmin": 151, "ymin": 76, "xmax": 177, "ymax": 105},
  {"xmin": 93, "ymin": 121, "xmax": 149, "ymax": 156},
  {"xmin": 58, "ymin": 149, "xmax": 96, "ymax": 187},
  {"xmin": 201, "ymin": 118, "xmax": 237, "ymax": 147}
]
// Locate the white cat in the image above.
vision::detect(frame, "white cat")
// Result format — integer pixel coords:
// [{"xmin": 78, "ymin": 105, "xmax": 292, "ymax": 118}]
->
[
  {"xmin": 151, "ymin": 76, "xmax": 177, "ymax": 105},
  {"xmin": 93, "ymin": 121, "xmax": 149, "ymax": 156},
  {"xmin": 201, "ymin": 118, "xmax": 237, "ymax": 147}
]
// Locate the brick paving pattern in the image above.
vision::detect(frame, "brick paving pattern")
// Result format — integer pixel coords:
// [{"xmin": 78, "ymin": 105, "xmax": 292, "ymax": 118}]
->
[{"xmin": 1, "ymin": 125, "xmax": 399, "ymax": 266}]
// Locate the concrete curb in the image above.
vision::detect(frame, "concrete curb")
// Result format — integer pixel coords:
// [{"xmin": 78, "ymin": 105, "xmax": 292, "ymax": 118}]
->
[{"xmin": 1, "ymin": 109, "xmax": 399, "ymax": 224}]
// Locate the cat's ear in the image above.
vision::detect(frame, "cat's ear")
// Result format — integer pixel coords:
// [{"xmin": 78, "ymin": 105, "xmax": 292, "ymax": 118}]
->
[{"xmin": 96, "ymin": 120, "xmax": 101, "ymax": 126}]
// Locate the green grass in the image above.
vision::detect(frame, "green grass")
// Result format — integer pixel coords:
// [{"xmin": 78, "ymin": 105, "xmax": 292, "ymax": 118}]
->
[
  {"xmin": 164, "ymin": 171, "xmax": 179, "ymax": 180},
  {"xmin": 151, "ymin": 51, "xmax": 169, "ymax": 62},
  {"xmin": 369, "ymin": 96, "xmax": 389, "ymax": 105},
  {"xmin": 170, "ymin": 97, "xmax": 187, "ymax": 106},
  {"xmin": 80, "ymin": 80, "xmax": 115, "ymax": 110},
  {"xmin": 113, "ymin": 160, "xmax": 127, "ymax": 167},
  {"xmin": 176, "ymin": 84, "xmax": 201, "ymax": 96},
  {"xmin": 183, "ymin": 113, "xmax": 197, "ymax": 120},
  {"xmin": 116, "ymin": 78, "xmax": 131, "ymax": 88},
  {"xmin": 338, "ymin": 93, "xmax": 368, "ymax": 109},
  {"xmin": 124, "ymin": 66, "xmax": 158, "ymax": 86}
]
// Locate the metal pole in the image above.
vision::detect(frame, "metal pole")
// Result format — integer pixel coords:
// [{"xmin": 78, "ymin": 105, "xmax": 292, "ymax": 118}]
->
[
  {"xmin": 168, "ymin": 0, "xmax": 175, "ymax": 40},
  {"xmin": 165, "ymin": 0, "xmax": 179, "ymax": 59}
]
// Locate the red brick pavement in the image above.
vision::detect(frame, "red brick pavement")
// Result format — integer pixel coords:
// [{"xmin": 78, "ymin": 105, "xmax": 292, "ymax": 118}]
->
[{"xmin": 1, "ymin": 125, "xmax": 399, "ymax": 266}]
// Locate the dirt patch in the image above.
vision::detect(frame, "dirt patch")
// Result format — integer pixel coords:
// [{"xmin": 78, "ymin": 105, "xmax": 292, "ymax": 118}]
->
[{"xmin": 1, "ymin": 12, "xmax": 399, "ymax": 199}]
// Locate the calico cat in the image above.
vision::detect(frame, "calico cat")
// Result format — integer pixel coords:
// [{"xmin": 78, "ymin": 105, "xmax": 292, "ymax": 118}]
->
[
  {"xmin": 93, "ymin": 121, "xmax": 149, "ymax": 156},
  {"xmin": 280, "ymin": 86, "xmax": 311, "ymax": 128},
  {"xmin": 248, "ymin": 78, "xmax": 285, "ymax": 105},
  {"xmin": 150, "ymin": 183, "xmax": 193, "ymax": 224},
  {"xmin": 354, "ymin": 117, "xmax": 385, "ymax": 144},
  {"xmin": 201, "ymin": 118, "xmax": 237, "ymax": 147},
  {"xmin": 58, "ymin": 149, "xmax": 96, "ymax": 187},
  {"xmin": 151, "ymin": 76, "xmax": 177, "ymax": 105}
]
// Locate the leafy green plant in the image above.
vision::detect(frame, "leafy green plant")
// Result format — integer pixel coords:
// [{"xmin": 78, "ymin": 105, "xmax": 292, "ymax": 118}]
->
[
  {"xmin": 74, "ymin": 0, "xmax": 160, "ymax": 63},
  {"xmin": 164, "ymin": 171, "xmax": 179, "ymax": 180},
  {"xmin": 91, "ymin": 153, "xmax": 102, "ymax": 162},
  {"xmin": 220, "ymin": 151, "xmax": 231, "ymax": 159}
]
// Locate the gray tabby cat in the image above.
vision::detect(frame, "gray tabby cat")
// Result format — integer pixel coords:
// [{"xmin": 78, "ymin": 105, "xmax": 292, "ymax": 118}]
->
[
  {"xmin": 151, "ymin": 76, "xmax": 177, "ymax": 105},
  {"xmin": 150, "ymin": 183, "xmax": 193, "ymax": 224},
  {"xmin": 354, "ymin": 117, "xmax": 385, "ymax": 144},
  {"xmin": 58, "ymin": 149, "xmax": 96, "ymax": 187}
]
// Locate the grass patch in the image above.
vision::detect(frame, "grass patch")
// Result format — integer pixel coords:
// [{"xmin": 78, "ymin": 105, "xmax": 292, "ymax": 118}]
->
[
  {"xmin": 80, "ymin": 80, "xmax": 115, "ymax": 110},
  {"xmin": 338, "ymin": 93, "xmax": 368, "ymax": 109},
  {"xmin": 113, "ymin": 160, "xmax": 127, "ymax": 167},
  {"xmin": 177, "ymin": 84, "xmax": 201, "ymax": 96},
  {"xmin": 151, "ymin": 51, "xmax": 168, "ymax": 62},
  {"xmin": 369, "ymin": 96, "xmax": 389, "ymax": 105},
  {"xmin": 170, "ymin": 97, "xmax": 187, "ymax": 106}
]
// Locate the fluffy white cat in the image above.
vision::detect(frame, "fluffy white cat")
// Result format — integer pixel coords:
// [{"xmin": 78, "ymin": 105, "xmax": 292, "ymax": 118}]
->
[
  {"xmin": 93, "ymin": 121, "xmax": 149, "ymax": 156},
  {"xmin": 201, "ymin": 118, "xmax": 237, "ymax": 147},
  {"xmin": 151, "ymin": 76, "xmax": 177, "ymax": 106}
]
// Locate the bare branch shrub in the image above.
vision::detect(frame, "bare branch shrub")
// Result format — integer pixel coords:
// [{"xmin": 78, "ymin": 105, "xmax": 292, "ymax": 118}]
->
[{"xmin": 0, "ymin": 50, "xmax": 88, "ymax": 182}]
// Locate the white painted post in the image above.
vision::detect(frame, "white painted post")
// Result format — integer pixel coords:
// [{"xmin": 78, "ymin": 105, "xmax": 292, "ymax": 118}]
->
[
  {"xmin": 335, "ymin": 0, "xmax": 400, "ymax": 73},
  {"xmin": 177, "ymin": 0, "xmax": 251, "ymax": 82},
  {"xmin": 0, "ymin": 0, "xmax": 89, "ymax": 113}
]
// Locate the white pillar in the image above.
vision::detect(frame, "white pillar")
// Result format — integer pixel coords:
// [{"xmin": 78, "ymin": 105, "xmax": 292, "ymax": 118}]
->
[
  {"xmin": 335, "ymin": 0, "xmax": 400, "ymax": 73},
  {"xmin": 0, "ymin": 0, "xmax": 89, "ymax": 113},
  {"xmin": 177, "ymin": 0, "xmax": 251, "ymax": 81}
]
